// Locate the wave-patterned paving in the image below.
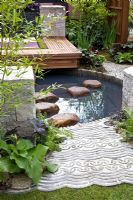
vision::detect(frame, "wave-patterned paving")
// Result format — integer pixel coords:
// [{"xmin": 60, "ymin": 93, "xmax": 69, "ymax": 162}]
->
[{"xmin": 37, "ymin": 118, "xmax": 133, "ymax": 191}]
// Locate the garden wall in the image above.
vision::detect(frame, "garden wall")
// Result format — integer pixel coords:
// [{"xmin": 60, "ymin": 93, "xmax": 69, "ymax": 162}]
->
[{"xmin": 0, "ymin": 66, "xmax": 36, "ymax": 138}]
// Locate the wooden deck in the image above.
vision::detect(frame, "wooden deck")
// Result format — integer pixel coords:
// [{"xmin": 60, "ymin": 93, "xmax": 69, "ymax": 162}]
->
[{"xmin": 18, "ymin": 37, "xmax": 82, "ymax": 69}]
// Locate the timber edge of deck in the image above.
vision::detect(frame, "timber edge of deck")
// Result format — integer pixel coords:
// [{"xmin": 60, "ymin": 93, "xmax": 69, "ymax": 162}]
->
[{"xmin": 19, "ymin": 37, "xmax": 82, "ymax": 69}]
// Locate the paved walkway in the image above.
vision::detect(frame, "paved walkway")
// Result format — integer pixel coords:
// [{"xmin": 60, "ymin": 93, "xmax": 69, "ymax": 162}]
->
[
  {"xmin": 38, "ymin": 118, "xmax": 133, "ymax": 191},
  {"xmin": 103, "ymin": 61, "xmax": 132, "ymax": 81}
]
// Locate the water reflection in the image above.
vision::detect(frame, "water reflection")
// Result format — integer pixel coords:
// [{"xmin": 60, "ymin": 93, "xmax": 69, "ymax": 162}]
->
[{"xmin": 56, "ymin": 90, "xmax": 104, "ymax": 123}]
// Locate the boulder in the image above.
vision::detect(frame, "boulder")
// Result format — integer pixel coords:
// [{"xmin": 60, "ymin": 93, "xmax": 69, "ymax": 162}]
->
[
  {"xmin": 68, "ymin": 86, "xmax": 90, "ymax": 97},
  {"xmin": 36, "ymin": 102, "xmax": 59, "ymax": 115},
  {"xmin": 35, "ymin": 92, "xmax": 59, "ymax": 103},
  {"xmin": 83, "ymin": 80, "xmax": 102, "ymax": 88},
  {"xmin": 48, "ymin": 113, "xmax": 80, "ymax": 127}
]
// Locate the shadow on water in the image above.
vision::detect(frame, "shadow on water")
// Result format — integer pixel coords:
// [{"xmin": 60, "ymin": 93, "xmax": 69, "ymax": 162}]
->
[{"xmin": 36, "ymin": 69, "xmax": 122, "ymax": 123}]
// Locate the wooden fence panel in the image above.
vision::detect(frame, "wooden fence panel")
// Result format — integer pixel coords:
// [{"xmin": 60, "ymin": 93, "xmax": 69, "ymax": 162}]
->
[{"xmin": 107, "ymin": 0, "xmax": 129, "ymax": 43}]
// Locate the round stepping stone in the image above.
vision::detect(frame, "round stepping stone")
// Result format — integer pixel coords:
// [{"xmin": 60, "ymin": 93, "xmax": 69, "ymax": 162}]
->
[
  {"xmin": 35, "ymin": 92, "xmax": 59, "ymax": 103},
  {"xmin": 68, "ymin": 86, "xmax": 90, "ymax": 97},
  {"xmin": 83, "ymin": 80, "xmax": 102, "ymax": 88},
  {"xmin": 36, "ymin": 102, "xmax": 59, "ymax": 115},
  {"xmin": 48, "ymin": 113, "xmax": 80, "ymax": 127}
]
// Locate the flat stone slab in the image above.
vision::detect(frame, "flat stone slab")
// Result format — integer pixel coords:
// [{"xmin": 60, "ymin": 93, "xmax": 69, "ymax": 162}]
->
[
  {"xmin": 68, "ymin": 86, "xmax": 90, "ymax": 97},
  {"xmin": 83, "ymin": 80, "xmax": 102, "ymax": 88},
  {"xmin": 48, "ymin": 113, "xmax": 80, "ymax": 127},
  {"xmin": 38, "ymin": 118, "xmax": 133, "ymax": 191},
  {"xmin": 35, "ymin": 92, "xmax": 59, "ymax": 103},
  {"xmin": 36, "ymin": 102, "xmax": 59, "ymax": 115}
]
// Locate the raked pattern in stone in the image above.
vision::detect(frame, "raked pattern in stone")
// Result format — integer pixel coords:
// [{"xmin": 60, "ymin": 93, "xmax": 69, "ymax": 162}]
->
[{"xmin": 37, "ymin": 118, "xmax": 133, "ymax": 191}]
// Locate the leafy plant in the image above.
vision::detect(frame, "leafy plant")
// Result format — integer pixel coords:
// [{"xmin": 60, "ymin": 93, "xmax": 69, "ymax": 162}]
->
[
  {"xmin": 37, "ymin": 113, "xmax": 72, "ymax": 152},
  {"xmin": 80, "ymin": 49, "xmax": 106, "ymax": 68},
  {"xmin": 115, "ymin": 52, "xmax": 133, "ymax": 64},
  {"xmin": 45, "ymin": 124, "xmax": 72, "ymax": 152},
  {"xmin": 103, "ymin": 21, "xmax": 116, "ymax": 49},
  {"xmin": 66, "ymin": 0, "xmax": 112, "ymax": 49},
  {"xmin": 0, "ymin": 137, "xmax": 58, "ymax": 184},
  {"xmin": 114, "ymin": 110, "xmax": 133, "ymax": 142},
  {"xmin": 90, "ymin": 53, "xmax": 106, "ymax": 67},
  {"xmin": 40, "ymin": 83, "xmax": 64, "ymax": 95},
  {"xmin": 129, "ymin": 3, "xmax": 133, "ymax": 29}
]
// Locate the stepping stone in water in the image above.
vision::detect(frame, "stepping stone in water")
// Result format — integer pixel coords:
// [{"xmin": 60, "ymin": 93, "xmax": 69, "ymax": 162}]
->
[
  {"xmin": 48, "ymin": 113, "xmax": 80, "ymax": 127},
  {"xmin": 83, "ymin": 80, "xmax": 102, "ymax": 88},
  {"xmin": 68, "ymin": 86, "xmax": 90, "ymax": 97},
  {"xmin": 36, "ymin": 102, "xmax": 59, "ymax": 115},
  {"xmin": 35, "ymin": 92, "xmax": 59, "ymax": 103}
]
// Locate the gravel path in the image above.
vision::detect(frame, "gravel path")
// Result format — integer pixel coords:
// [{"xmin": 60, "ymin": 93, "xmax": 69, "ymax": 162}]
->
[
  {"xmin": 103, "ymin": 61, "xmax": 132, "ymax": 81},
  {"xmin": 38, "ymin": 118, "xmax": 133, "ymax": 191}
]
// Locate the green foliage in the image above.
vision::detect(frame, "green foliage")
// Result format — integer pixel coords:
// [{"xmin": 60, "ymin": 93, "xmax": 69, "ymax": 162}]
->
[
  {"xmin": 37, "ymin": 113, "xmax": 72, "ymax": 152},
  {"xmin": 129, "ymin": 3, "xmax": 133, "ymax": 26},
  {"xmin": 90, "ymin": 54, "xmax": 106, "ymax": 67},
  {"xmin": 45, "ymin": 124, "xmax": 72, "ymax": 152},
  {"xmin": 66, "ymin": 0, "xmax": 113, "ymax": 49},
  {"xmin": 103, "ymin": 22, "xmax": 116, "ymax": 49},
  {"xmin": 81, "ymin": 50, "xmax": 106, "ymax": 68},
  {"xmin": 114, "ymin": 110, "xmax": 133, "ymax": 142},
  {"xmin": 0, "ymin": 137, "xmax": 58, "ymax": 183},
  {"xmin": 109, "ymin": 42, "xmax": 133, "ymax": 64},
  {"xmin": 115, "ymin": 52, "xmax": 133, "ymax": 64},
  {"xmin": 40, "ymin": 83, "xmax": 64, "ymax": 95},
  {"xmin": 66, "ymin": 20, "xmax": 95, "ymax": 50}
]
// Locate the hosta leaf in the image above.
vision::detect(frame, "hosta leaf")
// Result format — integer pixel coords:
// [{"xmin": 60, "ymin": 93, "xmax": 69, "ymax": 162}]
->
[
  {"xmin": 0, "ymin": 140, "xmax": 11, "ymax": 154},
  {"xmin": 0, "ymin": 157, "xmax": 20, "ymax": 173},
  {"xmin": 44, "ymin": 161, "xmax": 58, "ymax": 173},
  {"xmin": 19, "ymin": 151, "xmax": 28, "ymax": 158},
  {"xmin": 10, "ymin": 152, "xmax": 43, "ymax": 183},
  {"xmin": 26, "ymin": 157, "xmax": 43, "ymax": 184},
  {"xmin": 29, "ymin": 144, "xmax": 49, "ymax": 161},
  {"xmin": 10, "ymin": 152, "xmax": 31, "ymax": 171},
  {"xmin": 16, "ymin": 139, "xmax": 34, "ymax": 151}
]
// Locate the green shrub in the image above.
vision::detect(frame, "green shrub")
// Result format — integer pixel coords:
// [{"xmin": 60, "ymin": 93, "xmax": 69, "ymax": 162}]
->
[
  {"xmin": 0, "ymin": 137, "xmax": 58, "ymax": 184},
  {"xmin": 114, "ymin": 110, "xmax": 133, "ymax": 142},
  {"xmin": 90, "ymin": 54, "xmax": 106, "ymax": 67},
  {"xmin": 66, "ymin": 0, "xmax": 113, "ymax": 49},
  {"xmin": 115, "ymin": 52, "xmax": 133, "ymax": 64}
]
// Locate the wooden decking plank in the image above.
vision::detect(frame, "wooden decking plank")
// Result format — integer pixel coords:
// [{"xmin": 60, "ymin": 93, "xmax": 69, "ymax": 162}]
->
[
  {"xmin": 43, "ymin": 37, "xmax": 81, "ymax": 54},
  {"xmin": 1, "ymin": 37, "xmax": 82, "ymax": 69}
]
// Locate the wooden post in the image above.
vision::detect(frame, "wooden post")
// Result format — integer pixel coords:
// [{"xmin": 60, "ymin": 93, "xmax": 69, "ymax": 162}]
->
[{"xmin": 107, "ymin": 0, "xmax": 129, "ymax": 44}]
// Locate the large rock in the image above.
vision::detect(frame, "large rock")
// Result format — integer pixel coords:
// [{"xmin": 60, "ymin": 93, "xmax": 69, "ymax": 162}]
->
[
  {"xmin": 36, "ymin": 102, "xmax": 59, "ymax": 115},
  {"xmin": 68, "ymin": 86, "xmax": 90, "ymax": 97},
  {"xmin": 48, "ymin": 113, "xmax": 80, "ymax": 127},
  {"xmin": 35, "ymin": 92, "xmax": 59, "ymax": 103},
  {"xmin": 83, "ymin": 80, "xmax": 102, "ymax": 88}
]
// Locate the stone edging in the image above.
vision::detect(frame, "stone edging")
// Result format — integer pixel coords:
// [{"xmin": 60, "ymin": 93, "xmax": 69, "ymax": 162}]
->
[{"xmin": 77, "ymin": 68, "xmax": 123, "ymax": 85}]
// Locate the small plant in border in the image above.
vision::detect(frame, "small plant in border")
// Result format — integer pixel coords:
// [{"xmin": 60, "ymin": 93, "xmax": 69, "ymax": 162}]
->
[
  {"xmin": 113, "ymin": 110, "xmax": 133, "ymax": 142},
  {"xmin": 115, "ymin": 52, "xmax": 133, "ymax": 64}
]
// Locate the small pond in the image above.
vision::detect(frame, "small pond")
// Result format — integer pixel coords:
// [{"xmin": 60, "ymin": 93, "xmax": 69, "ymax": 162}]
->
[{"xmin": 36, "ymin": 69, "xmax": 122, "ymax": 123}]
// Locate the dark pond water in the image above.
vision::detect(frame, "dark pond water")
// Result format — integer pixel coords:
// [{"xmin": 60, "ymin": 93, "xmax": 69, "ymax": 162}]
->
[{"xmin": 36, "ymin": 70, "xmax": 122, "ymax": 123}]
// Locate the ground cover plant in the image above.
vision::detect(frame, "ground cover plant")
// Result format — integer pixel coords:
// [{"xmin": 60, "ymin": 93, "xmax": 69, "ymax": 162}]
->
[
  {"xmin": 109, "ymin": 42, "xmax": 133, "ymax": 64},
  {"xmin": 112, "ymin": 110, "xmax": 133, "ymax": 142}
]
